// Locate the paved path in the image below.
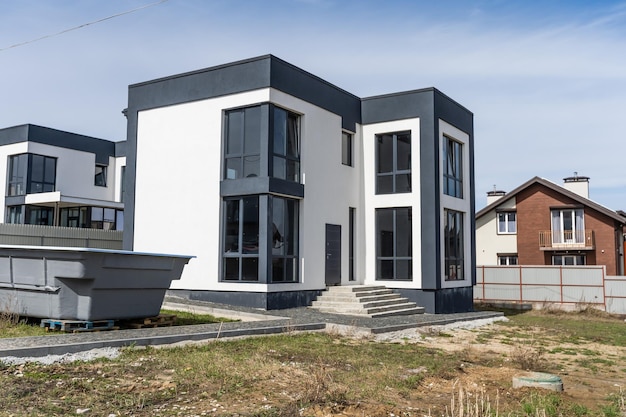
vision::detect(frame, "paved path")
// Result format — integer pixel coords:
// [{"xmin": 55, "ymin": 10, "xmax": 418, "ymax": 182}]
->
[{"xmin": 0, "ymin": 299, "xmax": 503, "ymax": 358}]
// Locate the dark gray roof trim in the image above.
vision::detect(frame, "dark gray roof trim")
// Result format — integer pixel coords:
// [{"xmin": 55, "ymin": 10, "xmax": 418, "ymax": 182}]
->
[
  {"xmin": 476, "ymin": 176, "xmax": 626, "ymax": 224},
  {"xmin": 128, "ymin": 55, "xmax": 361, "ymax": 131},
  {"xmin": 0, "ymin": 124, "xmax": 119, "ymax": 165}
]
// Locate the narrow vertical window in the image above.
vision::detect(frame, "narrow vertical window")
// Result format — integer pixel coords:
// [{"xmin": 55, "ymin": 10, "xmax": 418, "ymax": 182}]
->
[
  {"xmin": 271, "ymin": 196, "xmax": 299, "ymax": 282},
  {"xmin": 376, "ymin": 131, "xmax": 411, "ymax": 194},
  {"xmin": 349, "ymin": 207, "xmax": 355, "ymax": 281},
  {"xmin": 443, "ymin": 136, "xmax": 463, "ymax": 198},
  {"xmin": 95, "ymin": 165, "xmax": 107, "ymax": 186},
  {"xmin": 224, "ymin": 106, "xmax": 261, "ymax": 180},
  {"xmin": 376, "ymin": 207, "xmax": 412, "ymax": 280},
  {"xmin": 222, "ymin": 196, "xmax": 260, "ymax": 281},
  {"xmin": 342, "ymin": 132, "xmax": 353, "ymax": 166},
  {"xmin": 444, "ymin": 209, "xmax": 464, "ymax": 280},
  {"xmin": 272, "ymin": 106, "xmax": 300, "ymax": 182}
]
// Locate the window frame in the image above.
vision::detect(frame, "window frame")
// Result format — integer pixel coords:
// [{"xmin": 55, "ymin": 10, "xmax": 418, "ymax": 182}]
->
[
  {"xmin": 94, "ymin": 165, "xmax": 107, "ymax": 187},
  {"xmin": 223, "ymin": 106, "xmax": 263, "ymax": 180},
  {"xmin": 375, "ymin": 131, "xmax": 411, "ymax": 195},
  {"xmin": 497, "ymin": 211, "xmax": 517, "ymax": 234},
  {"xmin": 444, "ymin": 209, "xmax": 465, "ymax": 281},
  {"xmin": 341, "ymin": 131, "xmax": 353, "ymax": 167},
  {"xmin": 222, "ymin": 196, "xmax": 260, "ymax": 282},
  {"xmin": 443, "ymin": 136, "xmax": 463, "ymax": 198},
  {"xmin": 552, "ymin": 254, "xmax": 586, "ymax": 266},
  {"xmin": 270, "ymin": 196, "xmax": 299, "ymax": 283},
  {"xmin": 270, "ymin": 105, "xmax": 300, "ymax": 182},
  {"xmin": 7, "ymin": 153, "xmax": 57, "ymax": 196},
  {"xmin": 375, "ymin": 207, "xmax": 413, "ymax": 281},
  {"xmin": 498, "ymin": 254, "xmax": 518, "ymax": 265}
]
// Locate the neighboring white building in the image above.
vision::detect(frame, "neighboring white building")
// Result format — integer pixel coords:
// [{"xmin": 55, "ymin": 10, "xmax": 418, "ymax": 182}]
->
[
  {"xmin": 123, "ymin": 55, "xmax": 475, "ymax": 313},
  {"xmin": 0, "ymin": 124, "xmax": 125, "ymax": 230}
]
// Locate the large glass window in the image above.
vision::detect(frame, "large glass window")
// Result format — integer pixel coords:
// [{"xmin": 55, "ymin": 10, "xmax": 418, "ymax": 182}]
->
[
  {"xmin": 445, "ymin": 209, "xmax": 464, "ymax": 281},
  {"xmin": 224, "ymin": 106, "xmax": 262, "ymax": 180},
  {"xmin": 497, "ymin": 211, "xmax": 516, "ymax": 234},
  {"xmin": 376, "ymin": 132, "xmax": 411, "ymax": 194},
  {"xmin": 223, "ymin": 196, "xmax": 260, "ymax": 281},
  {"xmin": 27, "ymin": 206, "xmax": 53, "ymax": 225},
  {"xmin": 271, "ymin": 196, "xmax": 299, "ymax": 282},
  {"xmin": 443, "ymin": 137, "xmax": 463, "ymax": 198},
  {"xmin": 376, "ymin": 207, "xmax": 412, "ymax": 280},
  {"xmin": 272, "ymin": 107, "xmax": 300, "ymax": 182},
  {"xmin": 349, "ymin": 207, "xmax": 355, "ymax": 281},
  {"xmin": 7, "ymin": 153, "xmax": 56, "ymax": 196}
]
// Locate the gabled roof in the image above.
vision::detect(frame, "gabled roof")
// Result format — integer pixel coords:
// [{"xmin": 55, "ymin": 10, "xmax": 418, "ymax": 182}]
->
[{"xmin": 476, "ymin": 176, "xmax": 626, "ymax": 224}]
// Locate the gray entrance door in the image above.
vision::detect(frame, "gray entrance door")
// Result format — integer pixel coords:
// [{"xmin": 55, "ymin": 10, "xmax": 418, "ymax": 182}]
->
[{"xmin": 325, "ymin": 224, "xmax": 341, "ymax": 286}]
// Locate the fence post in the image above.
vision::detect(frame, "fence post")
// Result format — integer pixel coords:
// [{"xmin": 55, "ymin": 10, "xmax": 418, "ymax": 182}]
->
[
  {"xmin": 560, "ymin": 265, "xmax": 563, "ymax": 305},
  {"xmin": 519, "ymin": 265, "xmax": 523, "ymax": 303},
  {"xmin": 482, "ymin": 265, "xmax": 485, "ymax": 301}
]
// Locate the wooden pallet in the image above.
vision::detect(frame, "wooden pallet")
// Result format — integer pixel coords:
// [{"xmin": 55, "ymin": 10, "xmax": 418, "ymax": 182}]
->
[
  {"xmin": 122, "ymin": 314, "xmax": 177, "ymax": 329},
  {"xmin": 41, "ymin": 319, "xmax": 117, "ymax": 333}
]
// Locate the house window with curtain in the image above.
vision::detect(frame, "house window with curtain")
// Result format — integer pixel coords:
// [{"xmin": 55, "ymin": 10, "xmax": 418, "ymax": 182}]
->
[
  {"xmin": 443, "ymin": 136, "xmax": 463, "ymax": 198},
  {"xmin": 551, "ymin": 208, "xmax": 584, "ymax": 244}
]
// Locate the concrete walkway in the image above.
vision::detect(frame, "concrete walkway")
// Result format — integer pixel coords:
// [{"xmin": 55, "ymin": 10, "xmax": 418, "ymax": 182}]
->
[{"xmin": 0, "ymin": 298, "xmax": 503, "ymax": 358}]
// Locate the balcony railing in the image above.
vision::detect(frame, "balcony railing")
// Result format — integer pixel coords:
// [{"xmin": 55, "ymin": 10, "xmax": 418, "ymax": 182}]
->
[{"xmin": 539, "ymin": 230, "xmax": 595, "ymax": 250}]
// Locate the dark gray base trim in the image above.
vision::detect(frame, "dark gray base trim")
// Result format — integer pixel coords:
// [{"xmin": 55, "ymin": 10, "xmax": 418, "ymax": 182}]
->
[
  {"xmin": 0, "ymin": 323, "xmax": 326, "ymax": 358},
  {"xmin": 396, "ymin": 287, "xmax": 474, "ymax": 314},
  {"xmin": 167, "ymin": 289, "xmax": 323, "ymax": 310}
]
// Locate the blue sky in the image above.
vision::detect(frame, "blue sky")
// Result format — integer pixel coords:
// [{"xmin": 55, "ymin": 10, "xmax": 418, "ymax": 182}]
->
[{"xmin": 1, "ymin": 0, "xmax": 625, "ymax": 209}]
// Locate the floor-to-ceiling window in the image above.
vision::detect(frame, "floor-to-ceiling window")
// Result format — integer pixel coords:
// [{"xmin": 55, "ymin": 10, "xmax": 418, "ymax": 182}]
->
[{"xmin": 376, "ymin": 207, "xmax": 412, "ymax": 280}]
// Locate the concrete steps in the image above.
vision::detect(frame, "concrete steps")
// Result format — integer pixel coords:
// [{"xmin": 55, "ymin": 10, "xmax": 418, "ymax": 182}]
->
[{"xmin": 310, "ymin": 285, "xmax": 425, "ymax": 317}]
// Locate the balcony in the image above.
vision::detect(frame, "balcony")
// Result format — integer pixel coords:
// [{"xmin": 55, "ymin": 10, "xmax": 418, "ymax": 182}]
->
[{"xmin": 539, "ymin": 230, "xmax": 595, "ymax": 250}]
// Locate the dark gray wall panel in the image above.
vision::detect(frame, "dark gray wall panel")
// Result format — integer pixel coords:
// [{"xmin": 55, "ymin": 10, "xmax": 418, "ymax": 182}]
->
[
  {"xmin": 362, "ymin": 89, "xmax": 440, "ymax": 290},
  {"xmin": 434, "ymin": 91, "xmax": 476, "ymax": 286},
  {"xmin": 270, "ymin": 58, "xmax": 361, "ymax": 131},
  {"xmin": 397, "ymin": 287, "xmax": 474, "ymax": 314},
  {"xmin": 169, "ymin": 289, "xmax": 322, "ymax": 310}
]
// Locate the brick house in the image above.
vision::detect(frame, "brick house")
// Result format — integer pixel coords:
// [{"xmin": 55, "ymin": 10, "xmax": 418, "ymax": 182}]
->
[{"xmin": 476, "ymin": 175, "xmax": 626, "ymax": 275}]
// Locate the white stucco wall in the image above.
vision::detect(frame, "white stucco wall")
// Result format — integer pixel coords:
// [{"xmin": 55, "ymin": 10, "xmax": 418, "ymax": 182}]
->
[
  {"xmin": 361, "ymin": 118, "xmax": 422, "ymax": 289},
  {"xmin": 133, "ymin": 88, "xmax": 363, "ymax": 293},
  {"xmin": 439, "ymin": 120, "xmax": 473, "ymax": 289},
  {"xmin": 476, "ymin": 198, "xmax": 517, "ymax": 265}
]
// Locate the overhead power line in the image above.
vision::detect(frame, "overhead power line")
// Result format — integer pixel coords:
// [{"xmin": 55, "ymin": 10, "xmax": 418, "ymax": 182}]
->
[{"xmin": 0, "ymin": 0, "xmax": 169, "ymax": 52}]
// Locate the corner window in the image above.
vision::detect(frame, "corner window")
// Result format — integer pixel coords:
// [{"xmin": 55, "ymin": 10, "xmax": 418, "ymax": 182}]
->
[
  {"xmin": 376, "ymin": 131, "xmax": 411, "ymax": 194},
  {"xmin": 223, "ymin": 104, "xmax": 300, "ymax": 183},
  {"xmin": 342, "ymin": 132, "xmax": 353, "ymax": 166},
  {"xmin": 444, "ymin": 209, "xmax": 464, "ymax": 281},
  {"xmin": 443, "ymin": 136, "xmax": 463, "ymax": 198},
  {"xmin": 7, "ymin": 153, "xmax": 56, "ymax": 196},
  {"xmin": 95, "ymin": 165, "xmax": 107, "ymax": 187},
  {"xmin": 376, "ymin": 207, "xmax": 412, "ymax": 280},
  {"xmin": 223, "ymin": 196, "xmax": 260, "ymax": 281},
  {"xmin": 498, "ymin": 255, "xmax": 518, "ymax": 265},
  {"xmin": 497, "ymin": 211, "xmax": 516, "ymax": 234}
]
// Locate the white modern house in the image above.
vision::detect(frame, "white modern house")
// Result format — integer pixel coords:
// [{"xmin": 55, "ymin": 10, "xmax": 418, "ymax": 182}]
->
[
  {"xmin": 123, "ymin": 55, "xmax": 475, "ymax": 313},
  {"xmin": 0, "ymin": 124, "xmax": 125, "ymax": 230}
]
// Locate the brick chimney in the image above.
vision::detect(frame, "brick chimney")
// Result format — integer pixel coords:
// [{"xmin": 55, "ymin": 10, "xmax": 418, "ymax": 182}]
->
[{"xmin": 563, "ymin": 172, "xmax": 589, "ymax": 199}]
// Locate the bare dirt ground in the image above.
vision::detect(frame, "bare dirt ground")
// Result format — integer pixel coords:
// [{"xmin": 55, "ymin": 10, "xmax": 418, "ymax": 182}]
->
[{"xmin": 3, "ymin": 316, "xmax": 625, "ymax": 416}]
